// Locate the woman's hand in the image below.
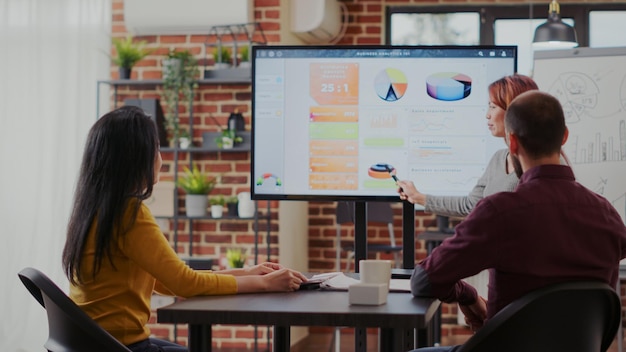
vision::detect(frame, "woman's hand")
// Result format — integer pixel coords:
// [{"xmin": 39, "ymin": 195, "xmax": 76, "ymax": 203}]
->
[
  {"xmin": 244, "ymin": 262, "xmax": 283, "ymax": 276},
  {"xmin": 263, "ymin": 268, "xmax": 309, "ymax": 292},
  {"xmin": 235, "ymin": 268, "xmax": 308, "ymax": 293},
  {"xmin": 396, "ymin": 180, "xmax": 427, "ymax": 205}
]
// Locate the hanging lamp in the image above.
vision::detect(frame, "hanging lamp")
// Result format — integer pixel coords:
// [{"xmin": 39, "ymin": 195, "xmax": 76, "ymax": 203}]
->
[{"xmin": 532, "ymin": 0, "xmax": 578, "ymax": 49}]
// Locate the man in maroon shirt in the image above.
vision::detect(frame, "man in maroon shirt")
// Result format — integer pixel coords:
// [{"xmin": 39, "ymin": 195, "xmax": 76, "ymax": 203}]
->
[{"xmin": 403, "ymin": 90, "xmax": 626, "ymax": 351}]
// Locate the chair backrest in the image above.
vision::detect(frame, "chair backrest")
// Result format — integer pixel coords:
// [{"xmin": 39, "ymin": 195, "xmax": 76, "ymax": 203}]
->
[
  {"xmin": 18, "ymin": 267, "xmax": 131, "ymax": 352},
  {"xmin": 457, "ymin": 280, "xmax": 621, "ymax": 352}
]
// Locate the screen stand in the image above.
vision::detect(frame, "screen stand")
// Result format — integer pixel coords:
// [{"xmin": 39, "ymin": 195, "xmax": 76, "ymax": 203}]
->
[
  {"xmin": 353, "ymin": 201, "xmax": 368, "ymax": 351},
  {"xmin": 353, "ymin": 201, "xmax": 417, "ymax": 270},
  {"xmin": 402, "ymin": 202, "xmax": 416, "ymax": 269},
  {"xmin": 353, "ymin": 201, "xmax": 367, "ymax": 273}
]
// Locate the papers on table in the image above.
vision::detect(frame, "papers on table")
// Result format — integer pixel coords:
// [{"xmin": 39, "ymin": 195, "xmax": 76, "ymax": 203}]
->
[{"xmin": 308, "ymin": 272, "xmax": 411, "ymax": 292}]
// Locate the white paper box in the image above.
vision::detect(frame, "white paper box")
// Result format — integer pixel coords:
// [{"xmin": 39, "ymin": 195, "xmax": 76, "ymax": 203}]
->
[{"xmin": 349, "ymin": 283, "xmax": 388, "ymax": 305}]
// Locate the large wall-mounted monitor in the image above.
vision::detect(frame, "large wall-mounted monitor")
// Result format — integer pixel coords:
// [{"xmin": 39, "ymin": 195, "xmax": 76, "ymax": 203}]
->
[{"xmin": 251, "ymin": 45, "xmax": 517, "ymax": 201}]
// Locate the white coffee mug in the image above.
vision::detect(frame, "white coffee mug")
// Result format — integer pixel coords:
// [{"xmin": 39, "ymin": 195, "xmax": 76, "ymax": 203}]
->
[{"xmin": 359, "ymin": 259, "xmax": 392, "ymax": 287}]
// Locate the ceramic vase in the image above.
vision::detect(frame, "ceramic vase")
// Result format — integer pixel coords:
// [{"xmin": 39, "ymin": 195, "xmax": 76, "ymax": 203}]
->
[{"xmin": 237, "ymin": 192, "xmax": 255, "ymax": 218}]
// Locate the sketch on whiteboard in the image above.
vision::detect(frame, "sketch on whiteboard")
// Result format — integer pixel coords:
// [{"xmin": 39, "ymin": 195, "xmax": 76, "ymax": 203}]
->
[
  {"xmin": 543, "ymin": 70, "xmax": 626, "ymax": 165},
  {"xmin": 534, "ymin": 47, "xmax": 626, "ymax": 223},
  {"xmin": 547, "ymin": 72, "xmax": 599, "ymax": 123}
]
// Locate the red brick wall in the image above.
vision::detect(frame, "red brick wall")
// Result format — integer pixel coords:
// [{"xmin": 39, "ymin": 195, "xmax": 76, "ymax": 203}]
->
[{"xmin": 110, "ymin": 0, "xmax": 626, "ymax": 348}]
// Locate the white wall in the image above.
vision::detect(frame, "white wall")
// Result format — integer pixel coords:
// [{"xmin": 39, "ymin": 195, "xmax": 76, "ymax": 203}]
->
[{"xmin": 0, "ymin": 1, "xmax": 111, "ymax": 350}]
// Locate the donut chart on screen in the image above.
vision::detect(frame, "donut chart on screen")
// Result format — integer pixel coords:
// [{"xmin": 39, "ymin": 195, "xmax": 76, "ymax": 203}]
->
[
  {"xmin": 368, "ymin": 163, "xmax": 395, "ymax": 179},
  {"xmin": 374, "ymin": 68, "xmax": 408, "ymax": 102},
  {"xmin": 426, "ymin": 72, "xmax": 472, "ymax": 101}
]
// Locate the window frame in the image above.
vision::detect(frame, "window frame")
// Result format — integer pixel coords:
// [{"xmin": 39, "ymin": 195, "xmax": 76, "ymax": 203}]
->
[{"xmin": 385, "ymin": 4, "xmax": 626, "ymax": 47}]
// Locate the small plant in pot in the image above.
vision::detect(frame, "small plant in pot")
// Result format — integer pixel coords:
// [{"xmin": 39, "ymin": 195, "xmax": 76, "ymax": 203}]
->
[
  {"xmin": 216, "ymin": 129, "xmax": 243, "ymax": 149},
  {"xmin": 208, "ymin": 115, "xmax": 243, "ymax": 149},
  {"xmin": 226, "ymin": 248, "xmax": 248, "ymax": 268},
  {"xmin": 162, "ymin": 49, "xmax": 200, "ymax": 146},
  {"xmin": 212, "ymin": 46, "xmax": 232, "ymax": 69},
  {"xmin": 225, "ymin": 196, "xmax": 239, "ymax": 217},
  {"xmin": 209, "ymin": 195, "xmax": 225, "ymax": 218},
  {"xmin": 111, "ymin": 35, "xmax": 151, "ymax": 79},
  {"xmin": 177, "ymin": 164, "xmax": 215, "ymax": 217},
  {"xmin": 178, "ymin": 129, "xmax": 191, "ymax": 149},
  {"xmin": 238, "ymin": 44, "xmax": 251, "ymax": 68}
]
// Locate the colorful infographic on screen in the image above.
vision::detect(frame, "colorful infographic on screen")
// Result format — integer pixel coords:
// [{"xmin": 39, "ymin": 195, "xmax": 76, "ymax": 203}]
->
[{"xmin": 252, "ymin": 46, "xmax": 517, "ymax": 200}]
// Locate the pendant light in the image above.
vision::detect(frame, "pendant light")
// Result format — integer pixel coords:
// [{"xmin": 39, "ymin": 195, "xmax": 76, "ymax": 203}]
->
[{"xmin": 532, "ymin": 0, "xmax": 578, "ymax": 49}]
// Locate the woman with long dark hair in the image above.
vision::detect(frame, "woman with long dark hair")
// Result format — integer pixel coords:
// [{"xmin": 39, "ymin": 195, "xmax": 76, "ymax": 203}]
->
[{"xmin": 62, "ymin": 106, "xmax": 306, "ymax": 352}]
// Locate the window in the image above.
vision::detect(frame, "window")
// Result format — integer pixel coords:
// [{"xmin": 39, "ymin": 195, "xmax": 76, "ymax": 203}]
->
[
  {"xmin": 387, "ymin": 4, "xmax": 626, "ymax": 75},
  {"xmin": 589, "ymin": 11, "xmax": 626, "ymax": 48},
  {"xmin": 390, "ymin": 13, "xmax": 479, "ymax": 45},
  {"xmin": 494, "ymin": 18, "xmax": 573, "ymax": 76}
]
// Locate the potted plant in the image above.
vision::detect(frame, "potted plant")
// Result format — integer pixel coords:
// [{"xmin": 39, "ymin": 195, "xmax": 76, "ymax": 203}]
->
[
  {"xmin": 209, "ymin": 195, "xmax": 225, "ymax": 218},
  {"xmin": 226, "ymin": 248, "xmax": 247, "ymax": 268},
  {"xmin": 225, "ymin": 196, "xmax": 239, "ymax": 217},
  {"xmin": 111, "ymin": 35, "xmax": 151, "ymax": 79},
  {"xmin": 215, "ymin": 129, "xmax": 243, "ymax": 149},
  {"xmin": 238, "ymin": 44, "xmax": 251, "ymax": 68},
  {"xmin": 178, "ymin": 129, "xmax": 191, "ymax": 149},
  {"xmin": 212, "ymin": 45, "xmax": 232, "ymax": 69},
  {"xmin": 161, "ymin": 49, "xmax": 200, "ymax": 146},
  {"xmin": 177, "ymin": 164, "xmax": 215, "ymax": 217}
]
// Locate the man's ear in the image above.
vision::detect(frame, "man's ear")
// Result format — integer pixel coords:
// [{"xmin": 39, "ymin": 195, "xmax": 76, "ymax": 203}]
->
[
  {"xmin": 508, "ymin": 133, "xmax": 519, "ymax": 156},
  {"xmin": 562, "ymin": 127, "xmax": 569, "ymax": 145}
]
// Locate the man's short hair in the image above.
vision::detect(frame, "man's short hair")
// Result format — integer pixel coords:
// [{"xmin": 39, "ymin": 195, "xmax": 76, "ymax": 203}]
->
[{"xmin": 504, "ymin": 91, "xmax": 566, "ymax": 158}]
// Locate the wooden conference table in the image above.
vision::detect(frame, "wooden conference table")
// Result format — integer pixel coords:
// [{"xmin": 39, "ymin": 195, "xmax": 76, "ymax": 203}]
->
[{"xmin": 157, "ymin": 289, "xmax": 441, "ymax": 352}]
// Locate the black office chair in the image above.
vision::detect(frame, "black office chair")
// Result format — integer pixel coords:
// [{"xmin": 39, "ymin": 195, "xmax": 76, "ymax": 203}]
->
[
  {"xmin": 18, "ymin": 267, "xmax": 132, "ymax": 352},
  {"xmin": 457, "ymin": 280, "xmax": 621, "ymax": 352},
  {"xmin": 335, "ymin": 201, "xmax": 402, "ymax": 271}
]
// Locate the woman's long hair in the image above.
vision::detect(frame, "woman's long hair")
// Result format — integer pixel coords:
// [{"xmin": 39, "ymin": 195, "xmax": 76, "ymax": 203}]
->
[
  {"xmin": 489, "ymin": 74, "xmax": 539, "ymax": 111},
  {"xmin": 62, "ymin": 106, "xmax": 159, "ymax": 284}
]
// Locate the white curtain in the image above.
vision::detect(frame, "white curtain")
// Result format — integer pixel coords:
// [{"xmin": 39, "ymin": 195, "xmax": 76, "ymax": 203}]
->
[{"xmin": 0, "ymin": 1, "xmax": 111, "ymax": 350}]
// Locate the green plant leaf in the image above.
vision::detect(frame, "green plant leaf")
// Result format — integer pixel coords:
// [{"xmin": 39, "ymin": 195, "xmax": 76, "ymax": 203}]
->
[
  {"xmin": 226, "ymin": 248, "xmax": 247, "ymax": 268},
  {"xmin": 209, "ymin": 195, "xmax": 225, "ymax": 206},
  {"xmin": 161, "ymin": 49, "xmax": 200, "ymax": 142},
  {"xmin": 212, "ymin": 46, "xmax": 232, "ymax": 63},
  {"xmin": 176, "ymin": 164, "xmax": 216, "ymax": 194},
  {"xmin": 112, "ymin": 35, "xmax": 152, "ymax": 68}
]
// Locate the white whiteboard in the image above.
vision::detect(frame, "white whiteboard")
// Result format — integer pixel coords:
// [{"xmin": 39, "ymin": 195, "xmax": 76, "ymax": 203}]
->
[{"xmin": 533, "ymin": 47, "xmax": 626, "ymax": 223}]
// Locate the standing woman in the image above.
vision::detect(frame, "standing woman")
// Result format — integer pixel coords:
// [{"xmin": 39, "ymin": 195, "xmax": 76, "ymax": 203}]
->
[
  {"xmin": 62, "ymin": 106, "xmax": 307, "ymax": 352},
  {"xmin": 397, "ymin": 74, "xmax": 539, "ymax": 216}
]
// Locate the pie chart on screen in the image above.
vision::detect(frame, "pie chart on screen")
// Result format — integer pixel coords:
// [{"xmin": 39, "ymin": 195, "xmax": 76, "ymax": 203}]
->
[
  {"xmin": 374, "ymin": 68, "xmax": 408, "ymax": 102},
  {"xmin": 426, "ymin": 72, "xmax": 472, "ymax": 101}
]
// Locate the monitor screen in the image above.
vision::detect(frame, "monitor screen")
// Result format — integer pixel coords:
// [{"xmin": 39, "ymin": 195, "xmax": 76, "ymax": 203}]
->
[{"xmin": 251, "ymin": 45, "xmax": 517, "ymax": 201}]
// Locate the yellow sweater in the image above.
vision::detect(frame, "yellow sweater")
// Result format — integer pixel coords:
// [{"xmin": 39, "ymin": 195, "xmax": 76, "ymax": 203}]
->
[{"xmin": 69, "ymin": 201, "xmax": 237, "ymax": 346}]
